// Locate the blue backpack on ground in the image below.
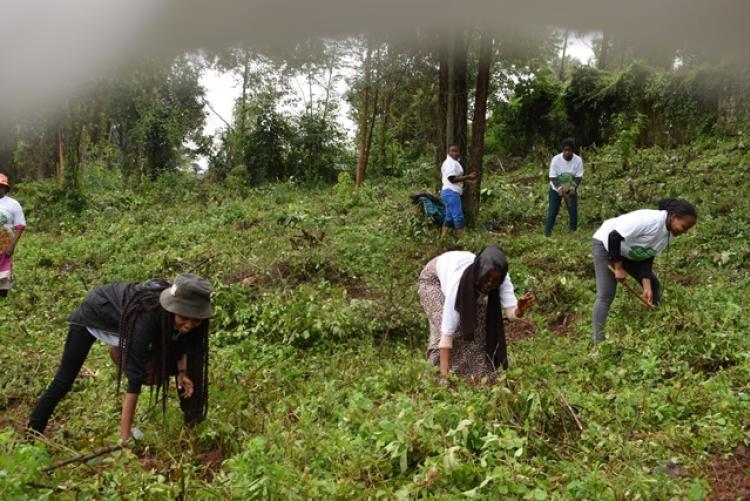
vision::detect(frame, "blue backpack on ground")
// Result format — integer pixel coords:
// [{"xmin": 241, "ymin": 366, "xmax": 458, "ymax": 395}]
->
[{"xmin": 409, "ymin": 191, "xmax": 445, "ymax": 227}]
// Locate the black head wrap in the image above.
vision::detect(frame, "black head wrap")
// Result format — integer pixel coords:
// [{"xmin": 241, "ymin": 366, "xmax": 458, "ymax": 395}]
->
[{"xmin": 454, "ymin": 246, "xmax": 510, "ymax": 370}]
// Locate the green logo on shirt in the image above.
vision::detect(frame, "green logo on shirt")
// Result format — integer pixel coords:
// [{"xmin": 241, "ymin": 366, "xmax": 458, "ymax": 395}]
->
[
  {"xmin": 0, "ymin": 212, "xmax": 7, "ymax": 226},
  {"xmin": 628, "ymin": 246, "xmax": 657, "ymax": 261}
]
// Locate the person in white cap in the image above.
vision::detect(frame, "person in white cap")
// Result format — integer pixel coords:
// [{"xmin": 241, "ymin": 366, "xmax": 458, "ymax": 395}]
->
[
  {"xmin": 29, "ymin": 274, "xmax": 213, "ymax": 444},
  {"xmin": 0, "ymin": 173, "xmax": 26, "ymax": 298}
]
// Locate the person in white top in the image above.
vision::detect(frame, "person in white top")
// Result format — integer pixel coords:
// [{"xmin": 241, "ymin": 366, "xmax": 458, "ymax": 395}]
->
[
  {"xmin": 0, "ymin": 173, "xmax": 26, "ymax": 298},
  {"xmin": 544, "ymin": 138, "xmax": 583, "ymax": 236},
  {"xmin": 440, "ymin": 144, "xmax": 477, "ymax": 239},
  {"xmin": 591, "ymin": 198, "xmax": 697, "ymax": 343},
  {"xmin": 418, "ymin": 246, "xmax": 534, "ymax": 380}
]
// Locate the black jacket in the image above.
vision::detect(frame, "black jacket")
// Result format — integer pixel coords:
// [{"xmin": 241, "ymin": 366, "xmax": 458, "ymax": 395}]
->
[{"xmin": 68, "ymin": 281, "xmax": 186, "ymax": 394}]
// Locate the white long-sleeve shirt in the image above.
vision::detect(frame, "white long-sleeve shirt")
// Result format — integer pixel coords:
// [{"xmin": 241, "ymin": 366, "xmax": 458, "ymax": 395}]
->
[{"xmin": 436, "ymin": 251, "xmax": 517, "ymax": 337}]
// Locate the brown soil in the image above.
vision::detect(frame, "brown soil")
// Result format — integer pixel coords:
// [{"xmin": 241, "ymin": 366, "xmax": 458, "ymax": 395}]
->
[
  {"xmin": 548, "ymin": 313, "xmax": 579, "ymax": 337},
  {"xmin": 57, "ymin": 262, "xmax": 80, "ymax": 273},
  {"xmin": 138, "ymin": 449, "xmax": 225, "ymax": 481},
  {"xmin": 345, "ymin": 282, "xmax": 371, "ymax": 300},
  {"xmin": 505, "ymin": 319, "xmax": 536, "ymax": 342},
  {"xmin": 138, "ymin": 450, "xmax": 166, "ymax": 473},
  {"xmin": 707, "ymin": 445, "xmax": 750, "ymax": 500},
  {"xmin": 671, "ymin": 272, "xmax": 701, "ymax": 287},
  {"xmin": 223, "ymin": 263, "xmax": 261, "ymax": 285},
  {"xmin": 236, "ymin": 219, "xmax": 260, "ymax": 231},
  {"xmin": 523, "ymin": 257, "xmax": 557, "ymax": 273},
  {"xmin": 512, "ymin": 175, "xmax": 543, "ymax": 184},
  {"xmin": 240, "ymin": 276, "xmax": 258, "ymax": 287},
  {"xmin": 195, "ymin": 450, "xmax": 225, "ymax": 481}
]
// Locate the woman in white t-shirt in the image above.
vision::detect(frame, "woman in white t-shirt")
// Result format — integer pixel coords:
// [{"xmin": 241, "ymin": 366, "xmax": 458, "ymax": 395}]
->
[
  {"xmin": 545, "ymin": 138, "xmax": 583, "ymax": 237},
  {"xmin": 418, "ymin": 246, "xmax": 534, "ymax": 380},
  {"xmin": 0, "ymin": 173, "xmax": 26, "ymax": 298},
  {"xmin": 591, "ymin": 198, "xmax": 697, "ymax": 343}
]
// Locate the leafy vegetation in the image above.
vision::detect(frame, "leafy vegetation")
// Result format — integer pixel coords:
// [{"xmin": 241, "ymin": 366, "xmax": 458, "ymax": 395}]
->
[{"xmin": 2, "ymin": 134, "xmax": 749, "ymax": 498}]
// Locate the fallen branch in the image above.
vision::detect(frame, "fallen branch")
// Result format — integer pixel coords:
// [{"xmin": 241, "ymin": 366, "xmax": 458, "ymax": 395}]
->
[
  {"xmin": 608, "ymin": 265, "xmax": 653, "ymax": 309},
  {"xmin": 555, "ymin": 389, "xmax": 585, "ymax": 432},
  {"xmin": 25, "ymin": 428, "xmax": 79, "ymax": 457},
  {"xmin": 41, "ymin": 444, "xmax": 121, "ymax": 472},
  {"xmin": 539, "ymin": 381, "xmax": 585, "ymax": 433}
]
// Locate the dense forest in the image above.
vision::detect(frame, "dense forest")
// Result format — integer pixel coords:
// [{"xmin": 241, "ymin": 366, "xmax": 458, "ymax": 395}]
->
[{"xmin": 2, "ymin": 9, "xmax": 750, "ymax": 500}]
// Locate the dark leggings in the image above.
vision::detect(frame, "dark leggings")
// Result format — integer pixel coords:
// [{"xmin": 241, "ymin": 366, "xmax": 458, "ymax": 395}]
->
[
  {"xmin": 0, "ymin": 289, "xmax": 8, "ymax": 298},
  {"xmin": 29, "ymin": 325, "xmax": 96, "ymax": 433},
  {"xmin": 545, "ymin": 187, "xmax": 578, "ymax": 236}
]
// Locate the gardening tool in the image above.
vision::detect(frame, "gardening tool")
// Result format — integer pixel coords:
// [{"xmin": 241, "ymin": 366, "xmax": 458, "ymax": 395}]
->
[{"xmin": 608, "ymin": 265, "xmax": 653, "ymax": 309}]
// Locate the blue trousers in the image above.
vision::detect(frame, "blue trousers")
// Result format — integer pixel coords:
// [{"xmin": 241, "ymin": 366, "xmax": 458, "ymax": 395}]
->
[{"xmin": 441, "ymin": 189, "xmax": 465, "ymax": 230}]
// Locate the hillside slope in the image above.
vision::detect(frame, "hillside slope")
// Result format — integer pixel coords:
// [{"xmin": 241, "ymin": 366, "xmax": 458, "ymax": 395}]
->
[{"xmin": 1, "ymin": 139, "xmax": 750, "ymax": 499}]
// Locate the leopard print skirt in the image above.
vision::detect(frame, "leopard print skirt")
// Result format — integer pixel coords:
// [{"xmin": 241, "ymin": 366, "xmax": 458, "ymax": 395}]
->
[{"xmin": 419, "ymin": 257, "xmax": 497, "ymax": 380}]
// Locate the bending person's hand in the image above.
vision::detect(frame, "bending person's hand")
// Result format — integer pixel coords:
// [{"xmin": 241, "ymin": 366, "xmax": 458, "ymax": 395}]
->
[
  {"xmin": 612, "ymin": 264, "xmax": 627, "ymax": 283},
  {"xmin": 642, "ymin": 278, "xmax": 653, "ymax": 307},
  {"xmin": 515, "ymin": 292, "xmax": 535, "ymax": 317},
  {"xmin": 176, "ymin": 372, "xmax": 194, "ymax": 398}
]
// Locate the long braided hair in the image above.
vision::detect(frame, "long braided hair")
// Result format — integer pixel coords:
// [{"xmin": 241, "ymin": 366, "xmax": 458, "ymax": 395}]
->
[{"xmin": 115, "ymin": 279, "xmax": 209, "ymax": 425}]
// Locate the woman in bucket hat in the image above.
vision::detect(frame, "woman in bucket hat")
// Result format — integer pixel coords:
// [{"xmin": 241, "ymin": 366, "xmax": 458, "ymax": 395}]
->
[
  {"xmin": 0, "ymin": 173, "xmax": 26, "ymax": 298},
  {"xmin": 29, "ymin": 274, "xmax": 212, "ymax": 444}
]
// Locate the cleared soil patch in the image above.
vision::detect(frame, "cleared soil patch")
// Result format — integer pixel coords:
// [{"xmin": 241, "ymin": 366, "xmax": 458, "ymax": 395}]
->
[
  {"xmin": 345, "ymin": 281, "xmax": 371, "ymax": 300},
  {"xmin": 195, "ymin": 449, "xmax": 225, "ymax": 481},
  {"xmin": 505, "ymin": 319, "xmax": 536, "ymax": 342},
  {"xmin": 138, "ymin": 448, "xmax": 225, "ymax": 482},
  {"xmin": 512, "ymin": 175, "xmax": 543, "ymax": 184},
  {"xmin": 707, "ymin": 444, "xmax": 750, "ymax": 500},
  {"xmin": 548, "ymin": 313, "xmax": 579, "ymax": 337}
]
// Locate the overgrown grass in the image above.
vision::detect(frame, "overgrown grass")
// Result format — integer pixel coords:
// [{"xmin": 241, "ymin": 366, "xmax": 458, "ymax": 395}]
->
[{"xmin": 1, "ymin": 138, "xmax": 749, "ymax": 499}]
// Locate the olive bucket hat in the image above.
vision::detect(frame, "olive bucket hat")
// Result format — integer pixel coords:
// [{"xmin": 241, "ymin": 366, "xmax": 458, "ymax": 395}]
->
[{"xmin": 159, "ymin": 273, "xmax": 213, "ymax": 319}]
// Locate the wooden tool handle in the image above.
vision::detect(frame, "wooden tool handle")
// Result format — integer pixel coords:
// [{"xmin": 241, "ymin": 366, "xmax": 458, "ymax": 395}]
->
[{"xmin": 608, "ymin": 265, "xmax": 653, "ymax": 309}]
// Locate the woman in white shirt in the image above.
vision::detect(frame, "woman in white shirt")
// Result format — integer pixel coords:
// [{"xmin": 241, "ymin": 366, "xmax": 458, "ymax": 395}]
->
[
  {"xmin": 545, "ymin": 138, "xmax": 583, "ymax": 237},
  {"xmin": 419, "ymin": 246, "xmax": 534, "ymax": 380},
  {"xmin": 0, "ymin": 173, "xmax": 26, "ymax": 298},
  {"xmin": 592, "ymin": 198, "xmax": 697, "ymax": 343}
]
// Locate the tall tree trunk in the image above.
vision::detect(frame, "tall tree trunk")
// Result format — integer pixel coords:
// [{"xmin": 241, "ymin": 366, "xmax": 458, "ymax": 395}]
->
[
  {"xmin": 450, "ymin": 29, "xmax": 468, "ymax": 161},
  {"xmin": 446, "ymin": 31, "xmax": 456, "ymax": 149},
  {"xmin": 378, "ymin": 90, "xmax": 391, "ymax": 171},
  {"xmin": 355, "ymin": 40, "xmax": 373, "ymax": 187},
  {"xmin": 465, "ymin": 33, "xmax": 493, "ymax": 223},
  {"xmin": 364, "ymin": 86, "xmax": 380, "ymax": 172},
  {"xmin": 36, "ymin": 132, "xmax": 46, "ymax": 180},
  {"xmin": 321, "ymin": 59, "xmax": 335, "ymax": 123},
  {"xmin": 239, "ymin": 51, "xmax": 250, "ymax": 134},
  {"xmin": 307, "ymin": 65, "xmax": 315, "ymax": 176},
  {"xmin": 57, "ymin": 128, "xmax": 65, "ymax": 183},
  {"xmin": 436, "ymin": 37, "xmax": 449, "ymax": 170},
  {"xmin": 62, "ymin": 126, "xmax": 82, "ymax": 191},
  {"xmin": 598, "ymin": 31, "xmax": 609, "ymax": 70},
  {"xmin": 559, "ymin": 29, "xmax": 570, "ymax": 80}
]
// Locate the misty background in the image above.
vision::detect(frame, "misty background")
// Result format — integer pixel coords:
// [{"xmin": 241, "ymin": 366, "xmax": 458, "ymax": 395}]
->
[{"xmin": 1, "ymin": 0, "xmax": 749, "ymax": 185}]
